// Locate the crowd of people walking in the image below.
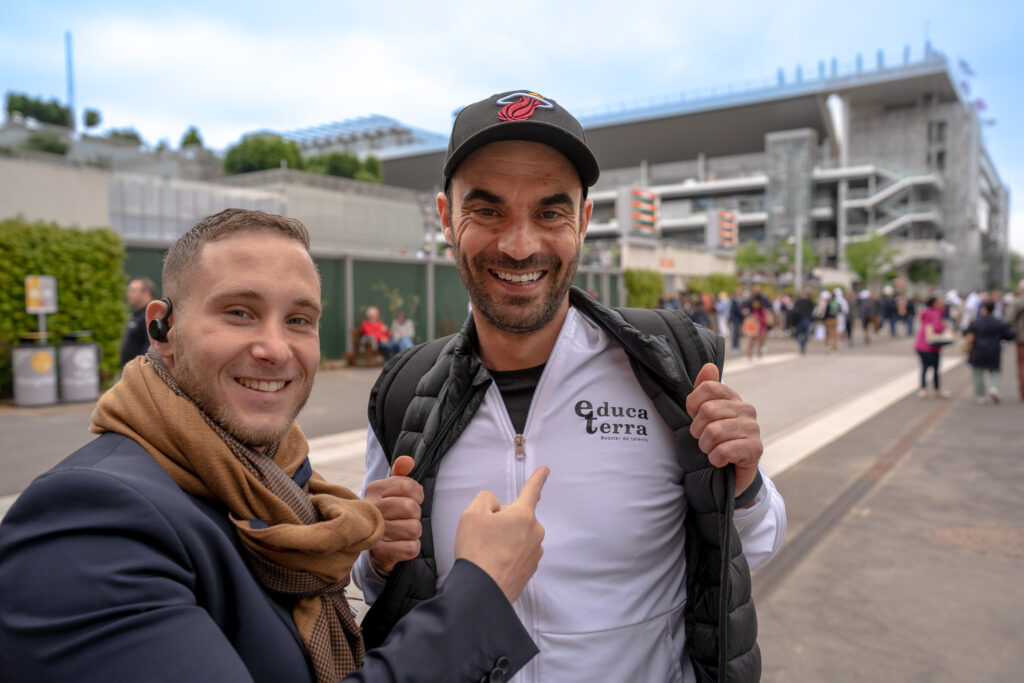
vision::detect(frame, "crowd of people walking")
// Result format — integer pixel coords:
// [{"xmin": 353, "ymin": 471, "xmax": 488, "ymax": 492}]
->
[{"xmin": 657, "ymin": 278, "xmax": 1024, "ymax": 403}]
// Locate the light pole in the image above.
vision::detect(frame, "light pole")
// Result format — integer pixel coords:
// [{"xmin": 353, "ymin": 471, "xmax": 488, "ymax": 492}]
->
[{"xmin": 794, "ymin": 215, "xmax": 805, "ymax": 289}]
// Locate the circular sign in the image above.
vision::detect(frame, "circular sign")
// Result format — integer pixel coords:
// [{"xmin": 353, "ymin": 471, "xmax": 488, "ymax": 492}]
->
[{"xmin": 30, "ymin": 351, "xmax": 53, "ymax": 373}]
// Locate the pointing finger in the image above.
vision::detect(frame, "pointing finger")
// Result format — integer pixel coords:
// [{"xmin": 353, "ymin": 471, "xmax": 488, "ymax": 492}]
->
[{"xmin": 514, "ymin": 467, "xmax": 550, "ymax": 511}]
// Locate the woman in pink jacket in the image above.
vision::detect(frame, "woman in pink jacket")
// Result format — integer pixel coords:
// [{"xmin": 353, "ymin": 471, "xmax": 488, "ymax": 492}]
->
[{"xmin": 915, "ymin": 295, "xmax": 951, "ymax": 398}]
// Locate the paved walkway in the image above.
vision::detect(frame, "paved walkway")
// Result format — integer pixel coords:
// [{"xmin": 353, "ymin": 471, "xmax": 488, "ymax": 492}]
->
[
  {"xmin": 757, "ymin": 350, "xmax": 1024, "ymax": 681},
  {"xmin": 2, "ymin": 334, "xmax": 1022, "ymax": 679},
  {"xmin": 0, "ymin": 334, "xmax": 978, "ymax": 515}
]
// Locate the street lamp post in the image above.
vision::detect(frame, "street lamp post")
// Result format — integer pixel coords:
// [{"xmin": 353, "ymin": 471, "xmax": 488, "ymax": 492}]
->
[{"xmin": 795, "ymin": 216, "xmax": 805, "ymax": 289}]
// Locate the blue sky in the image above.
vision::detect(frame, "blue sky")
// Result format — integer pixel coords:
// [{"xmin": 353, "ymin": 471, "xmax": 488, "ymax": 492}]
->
[{"xmin": 3, "ymin": 0, "xmax": 1022, "ymax": 252}]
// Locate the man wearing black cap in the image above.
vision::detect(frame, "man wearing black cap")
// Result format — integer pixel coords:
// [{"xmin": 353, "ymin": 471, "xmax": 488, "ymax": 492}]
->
[{"xmin": 356, "ymin": 91, "xmax": 786, "ymax": 682}]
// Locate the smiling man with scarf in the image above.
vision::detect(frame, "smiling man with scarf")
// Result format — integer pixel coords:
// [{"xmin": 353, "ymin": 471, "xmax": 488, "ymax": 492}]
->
[{"xmin": 0, "ymin": 209, "xmax": 545, "ymax": 683}]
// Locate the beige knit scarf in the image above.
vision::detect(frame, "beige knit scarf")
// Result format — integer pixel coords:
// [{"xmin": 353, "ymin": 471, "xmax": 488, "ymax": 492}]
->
[{"xmin": 91, "ymin": 352, "xmax": 384, "ymax": 682}]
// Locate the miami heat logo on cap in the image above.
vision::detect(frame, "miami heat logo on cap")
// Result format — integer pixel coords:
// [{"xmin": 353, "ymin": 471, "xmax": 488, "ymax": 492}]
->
[{"xmin": 496, "ymin": 92, "xmax": 553, "ymax": 121}]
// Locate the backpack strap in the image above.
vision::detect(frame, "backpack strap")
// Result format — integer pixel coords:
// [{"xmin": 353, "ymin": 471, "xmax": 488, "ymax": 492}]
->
[
  {"xmin": 612, "ymin": 306, "xmax": 752, "ymax": 681},
  {"xmin": 362, "ymin": 335, "xmax": 454, "ymax": 649},
  {"xmin": 368, "ymin": 335, "xmax": 452, "ymax": 464},
  {"xmin": 615, "ymin": 307, "xmax": 725, "ymax": 383}
]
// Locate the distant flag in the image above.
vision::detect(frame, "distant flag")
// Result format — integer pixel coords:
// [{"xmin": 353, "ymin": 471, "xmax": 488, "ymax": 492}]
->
[
  {"xmin": 982, "ymin": 118, "xmax": 997, "ymax": 127},
  {"xmin": 958, "ymin": 58, "xmax": 975, "ymax": 76},
  {"xmin": 959, "ymin": 80, "xmax": 971, "ymax": 95},
  {"xmin": 974, "ymin": 98, "xmax": 987, "ymax": 112}
]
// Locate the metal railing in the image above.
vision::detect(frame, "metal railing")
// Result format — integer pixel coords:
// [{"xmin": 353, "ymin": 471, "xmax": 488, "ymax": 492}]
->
[
  {"xmin": 213, "ymin": 168, "xmax": 423, "ymax": 202},
  {"xmin": 575, "ymin": 47, "xmax": 957, "ymax": 128}
]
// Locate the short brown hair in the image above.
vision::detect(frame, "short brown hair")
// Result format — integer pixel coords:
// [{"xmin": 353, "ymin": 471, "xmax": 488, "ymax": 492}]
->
[
  {"xmin": 129, "ymin": 276, "xmax": 157, "ymax": 298},
  {"xmin": 162, "ymin": 209, "xmax": 312, "ymax": 303}
]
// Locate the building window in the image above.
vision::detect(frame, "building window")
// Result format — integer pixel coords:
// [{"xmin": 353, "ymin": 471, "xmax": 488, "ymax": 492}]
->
[
  {"xmin": 926, "ymin": 149, "xmax": 946, "ymax": 172},
  {"xmin": 927, "ymin": 120, "xmax": 947, "ymax": 143},
  {"xmin": 591, "ymin": 203, "xmax": 616, "ymax": 223}
]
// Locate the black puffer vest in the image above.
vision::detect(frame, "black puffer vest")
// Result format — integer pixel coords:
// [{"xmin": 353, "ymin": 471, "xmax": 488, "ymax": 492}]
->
[{"xmin": 362, "ymin": 288, "xmax": 760, "ymax": 682}]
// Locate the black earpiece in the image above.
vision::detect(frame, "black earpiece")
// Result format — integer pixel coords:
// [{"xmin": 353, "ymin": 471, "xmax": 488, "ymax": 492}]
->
[{"xmin": 148, "ymin": 298, "xmax": 173, "ymax": 342}]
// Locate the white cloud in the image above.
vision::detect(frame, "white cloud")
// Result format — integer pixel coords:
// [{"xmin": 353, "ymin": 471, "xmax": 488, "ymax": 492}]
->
[
  {"xmin": 2, "ymin": 0, "xmax": 1020, "ymax": 226},
  {"xmin": 45, "ymin": 2, "xmax": 819, "ymax": 146}
]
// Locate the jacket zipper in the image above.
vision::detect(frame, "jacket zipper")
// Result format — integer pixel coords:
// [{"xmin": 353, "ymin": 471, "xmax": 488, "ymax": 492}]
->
[
  {"xmin": 504, "ymin": 326, "xmax": 567, "ymax": 682},
  {"xmin": 514, "ymin": 435, "xmax": 527, "ymax": 505},
  {"xmin": 512, "ymin": 431, "xmax": 540, "ymax": 683}
]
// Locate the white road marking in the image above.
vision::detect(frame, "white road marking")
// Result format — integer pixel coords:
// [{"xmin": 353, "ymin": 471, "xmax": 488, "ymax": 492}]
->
[
  {"xmin": 307, "ymin": 429, "xmax": 369, "ymax": 466},
  {"xmin": 0, "ymin": 353, "xmax": 965, "ymax": 520},
  {"xmin": 760, "ymin": 356, "xmax": 965, "ymax": 477},
  {"xmin": 723, "ymin": 353, "xmax": 798, "ymax": 376}
]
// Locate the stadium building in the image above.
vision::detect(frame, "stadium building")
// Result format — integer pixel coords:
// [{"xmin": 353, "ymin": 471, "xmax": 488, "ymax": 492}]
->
[
  {"xmin": 1, "ymin": 43, "xmax": 1010, "ymax": 295},
  {"xmin": 370, "ymin": 43, "xmax": 1011, "ymax": 291}
]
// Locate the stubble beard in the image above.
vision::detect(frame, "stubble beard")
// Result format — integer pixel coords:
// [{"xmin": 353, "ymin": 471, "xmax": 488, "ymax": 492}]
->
[
  {"xmin": 172, "ymin": 337, "xmax": 312, "ymax": 449},
  {"xmin": 455, "ymin": 243, "xmax": 581, "ymax": 336}
]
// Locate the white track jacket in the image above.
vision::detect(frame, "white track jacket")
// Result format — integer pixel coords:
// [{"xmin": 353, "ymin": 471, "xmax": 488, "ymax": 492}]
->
[{"xmin": 357, "ymin": 307, "xmax": 786, "ymax": 682}]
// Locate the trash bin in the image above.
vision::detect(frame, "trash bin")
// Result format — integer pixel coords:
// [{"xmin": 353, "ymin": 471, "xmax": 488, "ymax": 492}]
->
[
  {"xmin": 60, "ymin": 330, "xmax": 99, "ymax": 402},
  {"xmin": 13, "ymin": 333, "xmax": 58, "ymax": 407}
]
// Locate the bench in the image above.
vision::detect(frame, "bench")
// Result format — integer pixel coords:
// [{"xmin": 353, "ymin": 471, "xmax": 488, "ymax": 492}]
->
[{"xmin": 343, "ymin": 329, "xmax": 385, "ymax": 367}]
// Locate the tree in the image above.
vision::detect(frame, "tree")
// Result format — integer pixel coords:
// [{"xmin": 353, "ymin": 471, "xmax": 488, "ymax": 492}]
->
[
  {"xmin": 370, "ymin": 281, "xmax": 420, "ymax": 320},
  {"xmin": 305, "ymin": 152, "xmax": 383, "ymax": 183},
  {"xmin": 306, "ymin": 152, "xmax": 360, "ymax": 178},
  {"xmin": 106, "ymin": 128, "xmax": 143, "ymax": 146},
  {"xmin": 624, "ymin": 269, "xmax": 664, "ymax": 308},
  {"xmin": 734, "ymin": 240, "xmax": 768, "ymax": 276},
  {"xmin": 686, "ymin": 274, "xmax": 741, "ymax": 296},
  {"xmin": 223, "ymin": 135, "xmax": 304, "ymax": 175},
  {"xmin": 180, "ymin": 126, "xmax": 203, "ymax": 148},
  {"xmin": 362, "ymin": 156, "xmax": 383, "ymax": 182},
  {"xmin": 83, "ymin": 108, "xmax": 101, "ymax": 129},
  {"xmin": 354, "ymin": 168, "xmax": 380, "ymax": 183},
  {"xmin": 907, "ymin": 261, "xmax": 940, "ymax": 286},
  {"xmin": 770, "ymin": 238, "xmax": 817, "ymax": 275},
  {"xmin": 845, "ymin": 231, "xmax": 898, "ymax": 284},
  {"xmin": 23, "ymin": 133, "xmax": 69, "ymax": 156},
  {"xmin": 5, "ymin": 92, "xmax": 72, "ymax": 127},
  {"xmin": 0, "ymin": 220, "xmax": 126, "ymax": 396}
]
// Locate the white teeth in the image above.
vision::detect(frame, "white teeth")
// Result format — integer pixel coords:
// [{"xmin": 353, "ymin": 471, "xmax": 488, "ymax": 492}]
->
[
  {"xmin": 494, "ymin": 270, "xmax": 542, "ymax": 283},
  {"xmin": 237, "ymin": 378, "xmax": 286, "ymax": 392}
]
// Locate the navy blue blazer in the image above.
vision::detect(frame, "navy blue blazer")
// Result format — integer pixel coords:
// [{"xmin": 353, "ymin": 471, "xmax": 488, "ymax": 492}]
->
[{"xmin": 0, "ymin": 432, "xmax": 537, "ymax": 682}]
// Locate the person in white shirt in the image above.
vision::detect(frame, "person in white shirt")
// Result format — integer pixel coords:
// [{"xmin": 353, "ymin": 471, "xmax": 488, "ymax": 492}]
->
[
  {"xmin": 355, "ymin": 90, "xmax": 786, "ymax": 683},
  {"xmin": 388, "ymin": 310, "xmax": 416, "ymax": 353}
]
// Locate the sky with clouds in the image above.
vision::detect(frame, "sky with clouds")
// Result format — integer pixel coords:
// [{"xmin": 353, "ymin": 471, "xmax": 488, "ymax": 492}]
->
[{"xmin": 2, "ymin": 0, "xmax": 1022, "ymax": 251}]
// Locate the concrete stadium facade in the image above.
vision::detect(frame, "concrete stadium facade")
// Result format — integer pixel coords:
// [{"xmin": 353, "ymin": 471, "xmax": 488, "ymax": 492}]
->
[{"xmin": 376, "ymin": 45, "xmax": 1011, "ymax": 292}]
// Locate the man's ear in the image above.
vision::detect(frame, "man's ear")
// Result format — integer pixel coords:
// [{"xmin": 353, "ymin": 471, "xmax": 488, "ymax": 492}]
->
[
  {"xmin": 145, "ymin": 298, "xmax": 175, "ymax": 369},
  {"xmin": 436, "ymin": 191, "xmax": 454, "ymax": 245},
  {"xmin": 579, "ymin": 197, "xmax": 593, "ymax": 242}
]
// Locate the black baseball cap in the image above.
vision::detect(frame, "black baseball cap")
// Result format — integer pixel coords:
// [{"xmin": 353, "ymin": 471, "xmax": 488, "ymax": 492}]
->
[{"xmin": 443, "ymin": 90, "xmax": 600, "ymax": 188}]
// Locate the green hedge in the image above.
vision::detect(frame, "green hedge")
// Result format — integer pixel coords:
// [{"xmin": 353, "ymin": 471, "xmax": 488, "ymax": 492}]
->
[
  {"xmin": 0, "ymin": 219, "xmax": 126, "ymax": 397},
  {"xmin": 684, "ymin": 274, "xmax": 741, "ymax": 296},
  {"xmin": 624, "ymin": 268, "xmax": 664, "ymax": 309}
]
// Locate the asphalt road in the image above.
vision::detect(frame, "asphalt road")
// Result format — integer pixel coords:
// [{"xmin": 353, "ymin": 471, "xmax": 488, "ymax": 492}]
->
[
  {"xmin": 2, "ymin": 332, "xmax": 1023, "ymax": 680},
  {"xmin": 0, "ymin": 365, "xmax": 382, "ymax": 497},
  {"xmin": 0, "ymin": 332, "xmax": 954, "ymax": 496}
]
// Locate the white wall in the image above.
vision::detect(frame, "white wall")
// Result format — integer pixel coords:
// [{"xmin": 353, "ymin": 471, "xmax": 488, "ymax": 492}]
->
[
  {"xmin": 284, "ymin": 184, "xmax": 424, "ymax": 254},
  {"xmin": 0, "ymin": 157, "xmax": 110, "ymax": 228},
  {"xmin": 622, "ymin": 240, "xmax": 734, "ymax": 279}
]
